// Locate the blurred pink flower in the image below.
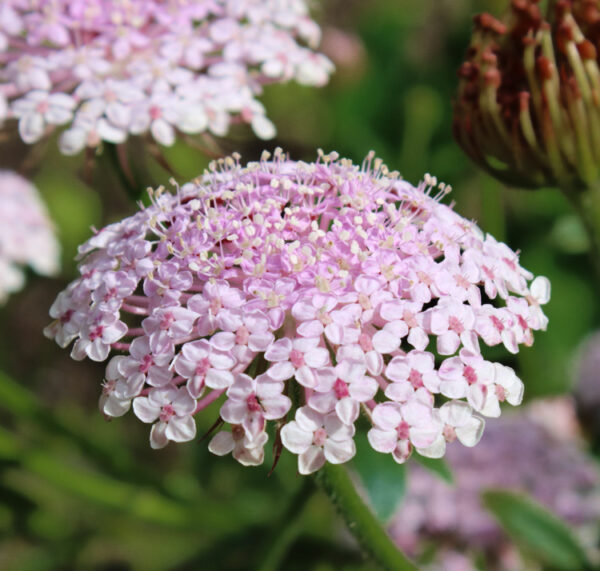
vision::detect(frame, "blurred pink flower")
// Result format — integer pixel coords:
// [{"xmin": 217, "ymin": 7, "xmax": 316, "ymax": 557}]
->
[
  {"xmin": 0, "ymin": 171, "xmax": 59, "ymax": 303},
  {"xmin": 0, "ymin": 1, "xmax": 333, "ymax": 154},
  {"xmin": 390, "ymin": 399, "xmax": 600, "ymax": 570},
  {"xmin": 46, "ymin": 149, "xmax": 548, "ymax": 473}
]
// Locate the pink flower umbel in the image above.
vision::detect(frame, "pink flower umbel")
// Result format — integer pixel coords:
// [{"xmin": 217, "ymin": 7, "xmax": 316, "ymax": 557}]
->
[
  {"xmin": 0, "ymin": 171, "xmax": 59, "ymax": 303},
  {"xmin": 0, "ymin": 1, "xmax": 333, "ymax": 154},
  {"xmin": 45, "ymin": 149, "xmax": 549, "ymax": 474}
]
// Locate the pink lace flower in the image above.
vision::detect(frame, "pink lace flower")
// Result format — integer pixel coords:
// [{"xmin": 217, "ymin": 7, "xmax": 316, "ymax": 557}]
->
[
  {"xmin": 0, "ymin": 1, "xmax": 333, "ymax": 154},
  {"xmin": 0, "ymin": 171, "xmax": 59, "ymax": 304},
  {"xmin": 46, "ymin": 149, "xmax": 549, "ymax": 471}
]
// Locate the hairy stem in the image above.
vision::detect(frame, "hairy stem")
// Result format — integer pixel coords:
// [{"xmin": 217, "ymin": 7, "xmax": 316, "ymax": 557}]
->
[{"xmin": 314, "ymin": 464, "xmax": 417, "ymax": 571}]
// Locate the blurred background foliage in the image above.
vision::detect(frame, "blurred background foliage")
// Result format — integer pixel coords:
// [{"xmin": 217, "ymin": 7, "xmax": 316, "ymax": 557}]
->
[{"xmin": 0, "ymin": 0, "xmax": 598, "ymax": 569}]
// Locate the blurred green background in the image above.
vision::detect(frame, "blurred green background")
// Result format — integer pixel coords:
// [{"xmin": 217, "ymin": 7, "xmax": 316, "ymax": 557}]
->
[{"xmin": 0, "ymin": 0, "xmax": 598, "ymax": 569}]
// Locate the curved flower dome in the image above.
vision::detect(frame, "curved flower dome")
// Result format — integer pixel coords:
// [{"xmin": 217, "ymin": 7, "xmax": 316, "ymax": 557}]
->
[
  {"xmin": 0, "ymin": 171, "xmax": 60, "ymax": 303},
  {"xmin": 45, "ymin": 149, "xmax": 549, "ymax": 474},
  {"xmin": 0, "ymin": 1, "xmax": 333, "ymax": 154}
]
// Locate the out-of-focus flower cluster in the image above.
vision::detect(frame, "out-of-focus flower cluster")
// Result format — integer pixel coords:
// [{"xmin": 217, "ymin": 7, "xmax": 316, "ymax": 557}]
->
[
  {"xmin": 0, "ymin": 1, "xmax": 333, "ymax": 154},
  {"xmin": 454, "ymin": 0, "xmax": 600, "ymax": 190},
  {"xmin": 45, "ymin": 149, "xmax": 549, "ymax": 474},
  {"xmin": 0, "ymin": 170, "xmax": 59, "ymax": 304},
  {"xmin": 390, "ymin": 399, "xmax": 600, "ymax": 571}
]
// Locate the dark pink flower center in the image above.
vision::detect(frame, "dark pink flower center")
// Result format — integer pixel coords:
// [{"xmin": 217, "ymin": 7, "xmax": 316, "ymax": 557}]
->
[
  {"xmin": 313, "ymin": 427, "xmax": 327, "ymax": 447},
  {"xmin": 36, "ymin": 100, "xmax": 49, "ymax": 113},
  {"xmin": 334, "ymin": 378, "xmax": 350, "ymax": 399},
  {"xmin": 290, "ymin": 349, "xmax": 304, "ymax": 368},
  {"xmin": 454, "ymin": 273, "xmax": 470, "ymax": 289},
  {"xmin": 448, "ymin": 315, "xmax": 464, "ymax": 334},
  {"xmin": 408, "ymin": 368, "xmax": 423, "ymax": 388},
  {"xmin": 496, "ymin": 385, "xmax": 506, "ymax": 402},
  {"xmin": 210, "ymin": 298, "xmax": 222, "ymax": 315},
  {"xmin": 396, "ymin": 420, "xmax": 410, "ymax": 440},
  {"xmin": 235, "ymin": 325, "xmax": 250, "ymax": 345},
  {"xmin": 443, "ymin": 425, "xmax": 457, "ymax": 442},
  {"xmin": 490, "ymin": 315, "xmax": 504, "ymax": 332},
  {"xmin": 139, "ymin": 354, "xmax": 154, "ymax": 373},
  {"xmin": 149, "ymin": 105, "xmax": 162, "ymax": 120},
  {"xmin": 60, "ymin": 309, "xmax": 73, "ymax": 324},
  {"xmin": 503, "ymin": 257, "xmax": 517, "ymax": 271},
  {"xmin": 246, "ymin": 394, "xmax": 262, "ymax": 412},
  {"xmin": 463, "ymin": 365, "xmax": 478, "ymax": 385},
  {"xmin": 518, "ymin": 315, "xmax": 528, "ymax": 330},
  {"xmin": 160, "ymin": 312, "xmax": 175, "ymax": 330},
  {"xmin": 104, "ymin": 287, "xmax": 117, "ymax": 301},
  {"xmin": 159, "ymin": 404, "xmax": 175, "ymax": 423},
  {"xmin": 195, "ymin": 357, "xmax": 210, "ymax": 376},
  {"xmin": 482, "ymin": 265, "xmax": 495, "ymax": 280},
  {"xmin": 89, "ymin": 325, "xmax": 103, "ymax": 341}
]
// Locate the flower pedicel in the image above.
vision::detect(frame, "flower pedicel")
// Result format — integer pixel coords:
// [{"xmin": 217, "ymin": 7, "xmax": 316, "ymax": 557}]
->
[{"xmin": 45, "ymin": 149, "xmax": 549, "ymax": 474}]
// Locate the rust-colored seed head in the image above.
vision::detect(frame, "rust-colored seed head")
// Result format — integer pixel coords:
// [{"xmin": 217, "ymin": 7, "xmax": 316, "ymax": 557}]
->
[{"xmin": 453, "ymin": 0, "xmax": 600, "ymax": 190}]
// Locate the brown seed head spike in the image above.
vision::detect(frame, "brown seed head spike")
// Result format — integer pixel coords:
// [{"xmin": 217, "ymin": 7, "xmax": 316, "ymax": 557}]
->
[{"xmin": 454, "ymin": 0, "xmax": 600, "ymax": 190}]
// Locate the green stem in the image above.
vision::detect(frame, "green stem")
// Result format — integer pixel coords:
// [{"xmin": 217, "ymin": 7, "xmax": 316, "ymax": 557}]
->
[
  {"xmin": 314, "ymin": 464, "xmax": 417, "ymax": 571},
  {"xmin": 256, "ymin": 477, "xmax": 315, "ymax": 571}
]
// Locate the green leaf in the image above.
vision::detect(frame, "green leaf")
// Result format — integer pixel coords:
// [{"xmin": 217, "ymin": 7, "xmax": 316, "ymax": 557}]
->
[
  {"xmin": 411, "ymin": 455, "xmax": 453, "ymax": 484},
  {"xmin": 352, "ymin": 433, "xmax": 406, "ymax": 521},
  {"xmin": 482, "ymin": 489, "xmax": 590, "ymax": 570}
]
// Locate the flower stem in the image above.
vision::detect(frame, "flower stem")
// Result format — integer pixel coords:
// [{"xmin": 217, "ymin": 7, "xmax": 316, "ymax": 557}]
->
[{"xmin": 314, "ymin": 464, "xmax": 417, "ymax": 571}]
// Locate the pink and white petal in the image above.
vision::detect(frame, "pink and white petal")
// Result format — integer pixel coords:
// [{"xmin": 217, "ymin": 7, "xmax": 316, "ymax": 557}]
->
[
  {"xmin": 440, "ymin": 377, "xmax": 468, "ymax": 399},
  {"xmin": 407, "ymin": 328, "xmax": 429, "ymax": 351},
  {"xmin": 367, "ymin": 428, "xmax": 397, "ymax": 453},
  {"xmin": 102, "ymin": 395, "xmax": 131, "ymax": 417},
  {"xmin": 248, "ymin": 332, "xmax": 274, "ymax": 352},
  {"xmin": 349, "ymin": 375, "xmax": 378, "ymax": 401},
  {"xmin": 416, "ymin": 433, "xmax": 446, "ymax": 458},
  {"xmin": 324, "ymin": 438, "xmax": 356, "ymax": 464},
  {"xmin": 266, "ymin": 361, "xmax": 295, "ymax": 381},
  {"xmin": 409, "ymin": 425, "xmax": 440, "ymax": 449},
  {"xmin": 150, "ymin": 422, "xmax": 169, "ymax": 449},
  {"xmin": 455, "ymin": 415, "xmax": 485, "ymax": 447},
  {"xmin": 132, "ymin": 397, "xmax": 160, "ymax": 423},
  {"xmin": 372, "ymin": 402, "xmax": 403, "ymax": 430},
  {"xmin": 206, "ymin": 368, "xmax": 234, "ymax": 389},
  {"xmin": 479, "ymin": 393, "xmax": 501, "ymax": 418},
  {"xmin": 151, "ymin": 118, "xmax": 175, "ymax": 146},
  {"xmin": 439, "ymin": 400, "xmax": 473, "ymax": 427},
  {"xmin": 335, "ymin": 397, "xmax": 359, "ymax": 425},
  {"xmin": 210, "ymin": 332, "xmax": 236, "ymax": 351},
  {"xmin": 19, "ymin": 113, "xmax": 45, "ymax": 143},
  {"xmin": 372, "ymin": 329, "xmax": 401, "ymax": 354},
  {"xmin": 530, "ymin": 276, "xmax": 551, "ymax": 304},
  {"xmin": 392, "ymin": 440, "xmax": 412, "ymax": 464},
  {"xmin": 437, "ymin": 331, "xmax": 460, "ymax": 355},
  {"xmin": 242, "ymin": 411, "xmax": 266, "ymax": 440},
  {"xmin": 297, "ymin": 320, "xmax": 324, "ymax": 337},
  {"xmin": 166, "ymin": 415, "xmax": 197, "ymax": 442},
  {"xmin": 261, "ymin": 395, "xmax": 292, "ymax": 420},
  {"xmin": 365, "ymin": 351, "xmax": 383, "ymax": 376},
  {"xmin": 208, "ymin": 431, "xmax": 235, "ymax": 455},
  {"xmin": 385, "ymin": 359, "xmax": 410, "ymax": 382},
  {"xmin": 264, "ymin": 338, "xmax": 292, "ymax": 361},
  {"xmin": 385, "ymin": 381, "xmax": 414, "ymax": 402},
  {"xmin": 220, "ymin": 399, "xmax": 248, "ymax": 424},
  {"xmin": 186, "ymin": 375, "xmax": 205, "ymax": 399},
  {"xmin": 295, "ymin": 365, "xmax": 317, "ymax": 388},
  {"xmin": 280, "ymin": 421, "xmax": 312, "ymax": 454},
  {"xmin": 304, "ymin": 347, "xmax": 329, "ymax": 368},
  {"xmin": 298, "ymin": 446, "xmax": 326, "ymax": 475},
  {"xmin": 466, "ymin": 384, "xmax": 487, "ymax": 412},
  {"xmin": 307, "ymin": 391, "xmax": 337, "ymax": 414}
]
